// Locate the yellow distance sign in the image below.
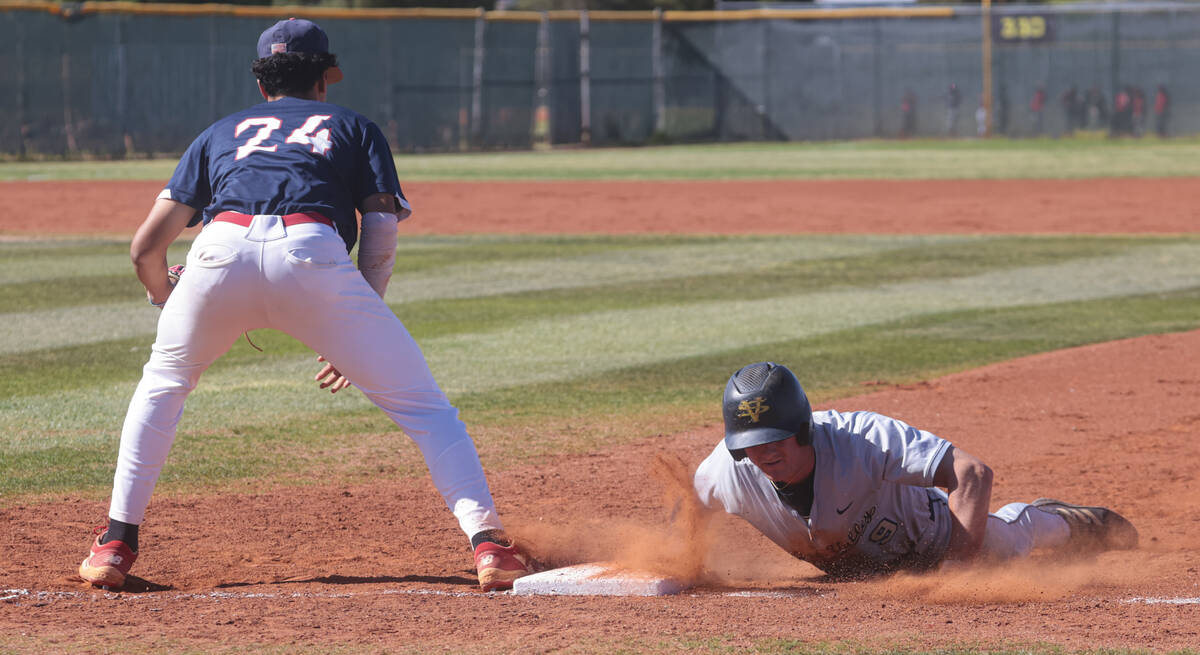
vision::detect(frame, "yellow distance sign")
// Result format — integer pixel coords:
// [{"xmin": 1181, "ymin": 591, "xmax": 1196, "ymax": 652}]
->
[{"xmin": 992, "ymin": 14, "xmax": 1054, "ymax": 43}]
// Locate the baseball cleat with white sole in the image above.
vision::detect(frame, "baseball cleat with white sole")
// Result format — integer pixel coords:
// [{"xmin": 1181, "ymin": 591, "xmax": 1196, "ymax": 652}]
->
[
  {"xmin": 79, "ymin": 534, "xmax": 138, "ymax": 590},
  {"xmin": 474, "ymin": 541, "xmax": 533, "ymax": 592}
]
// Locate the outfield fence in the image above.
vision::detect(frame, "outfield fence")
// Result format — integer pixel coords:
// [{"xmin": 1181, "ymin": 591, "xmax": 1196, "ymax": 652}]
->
[{"xmin": 0, "ymin": 1, "xmax": 1196, "ymax": 157}]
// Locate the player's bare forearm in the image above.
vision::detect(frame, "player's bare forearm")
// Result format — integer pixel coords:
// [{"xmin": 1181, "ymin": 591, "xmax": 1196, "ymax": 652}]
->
[
  {"xmin": 934, "ymin": 446, "xmax": 993, "ymax": 561},
  {"xmin": 131, "ymin": 199, "xmax": 196, "ymax": 304},
  {"xmin": 359, "ymin": 192, "xmax": 398, "ymax": 214}
]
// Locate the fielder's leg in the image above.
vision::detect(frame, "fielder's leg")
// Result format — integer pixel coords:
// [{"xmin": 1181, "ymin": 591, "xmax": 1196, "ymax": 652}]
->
[
  {"xmin": 264, "ymin": 223, "xmax": 503, "ymax": 538},
  {"xmin": 83, "ymin": 225, "xmax": 262, "ymax": 589},
  {"xmin": 264, "ymin": 223, "xmax": 530, "ymax": 589}
]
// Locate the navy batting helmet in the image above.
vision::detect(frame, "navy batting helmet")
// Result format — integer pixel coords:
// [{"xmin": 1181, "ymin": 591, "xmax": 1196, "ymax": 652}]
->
[{"xmin": 722, "ymin": 362, "xmax": 812, "ymax": 461}]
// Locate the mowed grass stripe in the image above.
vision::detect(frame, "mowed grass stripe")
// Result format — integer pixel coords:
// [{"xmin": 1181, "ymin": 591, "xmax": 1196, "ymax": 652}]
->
[
  {"xmin": 6, "ymin": 138, "xmax": 1200, "ymax": 181},
  {"xmin": 394, "ymin": 236, "xmax": 1153, "ymax": 339},
  {"xmin": 457, "ymin": 288, "xmax": 1200, "ymax": 430},
  {"xmin": 0, "ymin": 235, "xmax": 971, "ymax": 351},
  {"xmin": 0, "ymin": 355, "xmax": 374, "ymax": 453},
  {"xmin": 381, "ymin": 235, "xmax": 964, "ymax": 304},
  {"xmin": 0, "ymin": 275, "xmax": 149, "ymax": 312},
  {"xmin": 0, "ymin": 235, "xmax": 952, "ymax": 301},
  {"xmin": 0, "ymin": 243, "xmax": 192, "ymax": 285},
  {"xmin": 423, "ymin": 242, "xmax": 1200, "ymax": 393},
  {"xmin": 3, "ymin": 242, "xmax": 1199, "ymax": 446},
  {"xmin": 0, "ymin": 234, "xmax": 714, "ymax": 287},
  {"xmin": 0, "ymin": 302, "xmax": 160, "ymax": 356},
  {"xmin": 394, "ymin": 140, "xmax": 1200, "ymax": 180},
  {"xmin": 0, "ymin": 235, "xmax": 1156, "ymax": 350},
  {"xmin": 0, "ymin": 236, "xmax": 1152, "ymax": 403},
  {"xmin": 5, "ymin": 289, "xmax": 1199, "ymax": 498},
  {"xmin": 0, "ymin": 240, "xmax": 138, "ymax": 258}
]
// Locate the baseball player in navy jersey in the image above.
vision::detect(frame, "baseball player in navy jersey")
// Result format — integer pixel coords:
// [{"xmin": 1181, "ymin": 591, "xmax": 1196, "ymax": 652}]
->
[
  {"xmin": 694, "ymin": 362, "xmax": 1138, "ymax": 578},
  {"xmin": 78, "ymin": 18, "xmax": 532, "ymax": 592}
]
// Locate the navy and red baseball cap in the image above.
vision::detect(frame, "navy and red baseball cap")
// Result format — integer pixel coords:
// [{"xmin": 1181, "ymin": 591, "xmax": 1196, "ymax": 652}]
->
[{"xmin": 256, "ymin": 18, "xmax": 343, "ymax": 83}]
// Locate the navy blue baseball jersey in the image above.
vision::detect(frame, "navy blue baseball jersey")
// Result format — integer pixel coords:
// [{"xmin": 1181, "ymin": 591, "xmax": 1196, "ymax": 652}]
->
[{"xmin": 160, "ymin": 96, "xmax": 410, "ymax": 252}]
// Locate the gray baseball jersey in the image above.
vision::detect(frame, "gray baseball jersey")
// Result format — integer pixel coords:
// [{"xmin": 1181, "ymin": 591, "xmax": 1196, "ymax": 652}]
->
[{"xmin": 694, "ymin": 409, "xmax": 954, "ymax": 577}]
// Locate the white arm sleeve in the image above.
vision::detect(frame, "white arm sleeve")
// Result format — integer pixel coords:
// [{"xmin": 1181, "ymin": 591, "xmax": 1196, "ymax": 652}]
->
[{"xmin": 358, "ymin": 211, "xmax": 399, "ymax": 298}]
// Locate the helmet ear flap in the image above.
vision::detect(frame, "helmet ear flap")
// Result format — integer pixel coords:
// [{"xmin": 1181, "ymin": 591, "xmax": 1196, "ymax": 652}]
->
[{"xmin": 795, "ymin": 424, "xmax": 813, "ymax": 447}]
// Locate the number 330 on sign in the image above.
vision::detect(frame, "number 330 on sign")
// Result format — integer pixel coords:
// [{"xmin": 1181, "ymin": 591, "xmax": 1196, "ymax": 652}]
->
[{"xmin": 992, "ymin": 15, "xmax": 1053, "ymax": 43}]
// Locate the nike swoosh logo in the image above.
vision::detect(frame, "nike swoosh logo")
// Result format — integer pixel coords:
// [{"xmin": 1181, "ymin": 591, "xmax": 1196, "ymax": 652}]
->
[{"xmin": 836, "ymin": 502, "xmax": 853, "ymax": 515}]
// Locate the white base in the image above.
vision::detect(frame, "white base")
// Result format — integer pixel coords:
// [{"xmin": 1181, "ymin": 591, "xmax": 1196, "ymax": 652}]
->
[{"xmin": 512, "ymin": 563, "xmax": 686, "ymax": 596}]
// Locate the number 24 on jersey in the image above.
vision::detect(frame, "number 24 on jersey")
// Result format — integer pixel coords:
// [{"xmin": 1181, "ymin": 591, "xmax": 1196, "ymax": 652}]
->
[{"xmin": 234, "ymin": 115, "xmax": 333, "ymax": 160}]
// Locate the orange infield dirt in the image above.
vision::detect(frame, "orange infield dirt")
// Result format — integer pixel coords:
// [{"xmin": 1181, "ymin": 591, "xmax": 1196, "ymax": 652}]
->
[
  {"xmin": 2, "ymin": 177, "xmax": 1200, "ymax": 236},
  {"xmin": 1, "ymin": 178, "xmax": 1199, "ymax": 653}
]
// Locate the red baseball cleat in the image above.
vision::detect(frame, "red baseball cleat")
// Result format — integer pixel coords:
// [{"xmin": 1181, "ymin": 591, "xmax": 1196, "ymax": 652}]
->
[
  {"xmin": 79, "ymin": 533, "xmax": 138, "ymax": 589},
  {"xmin": 473, "ymin": 541, "xmax": 533, "ymax": 592}
]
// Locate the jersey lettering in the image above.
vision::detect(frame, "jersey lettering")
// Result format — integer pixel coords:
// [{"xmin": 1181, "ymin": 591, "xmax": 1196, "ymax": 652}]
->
[
  {"xmin": 234, "ymin": 114, "xmax": 335, "ymax": 160},
  {"xmin": 868, "ymin": 519, "xmax": 898, "ymax": 545},
  {"xmin": 845, "ymin": 505, "xmax": 876, "ymax": 545},
  {"xmin": 234, "ymin": 117, "xmax": 282, "ymax": 160},
  {"xmin": 286, "ymin": 115, "xmax": 334, "ymax": 156}
]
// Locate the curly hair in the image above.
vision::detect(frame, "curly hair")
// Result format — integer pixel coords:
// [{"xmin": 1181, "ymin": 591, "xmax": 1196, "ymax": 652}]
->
[{"xmin": 251, "ymin": 52, "xmax": 339, "ymax": 98}]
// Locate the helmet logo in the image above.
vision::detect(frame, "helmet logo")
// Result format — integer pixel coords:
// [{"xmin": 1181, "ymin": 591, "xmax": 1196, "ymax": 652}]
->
[{"xmin": 737, "ymin": 396, "xmax": 770, "ymax": 423}]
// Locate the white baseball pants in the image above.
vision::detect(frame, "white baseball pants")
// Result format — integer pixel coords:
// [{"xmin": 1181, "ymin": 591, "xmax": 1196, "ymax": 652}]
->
[
  {"xmin": 979, "ymin": 502, "xmax": 1072, "ymax": 559},
  {"xmin": 109, "ymin": 215, "xmax": 503, "ymax": 539}
]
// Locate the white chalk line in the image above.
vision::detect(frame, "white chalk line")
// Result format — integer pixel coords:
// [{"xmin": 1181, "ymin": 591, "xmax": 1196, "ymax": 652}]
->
[
  {"xmin": 1124, "ymin": 597, "xmax": 1200, "ymax": 605},
  {"xmin": 7, "ymin": 587, "xmax": 1198, "ymax": 604},
  {"xmin": 1, "ymin": 586, "xmax": 808, "ymax": 603},
  {"xmin": 0, "ymin": 587, "xmax": 484, "ymax": 603},
  {"xmin": 715, "ymin": 590, "xmax": 820, "ymax": 598}
]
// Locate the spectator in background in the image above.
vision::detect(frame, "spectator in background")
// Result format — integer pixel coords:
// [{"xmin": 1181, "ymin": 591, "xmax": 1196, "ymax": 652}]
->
[
  {"xmin": 996, "ymin": 84, "xmax": 1010, "ymax": 135},
  {"xmin": 975, "ymin": 94, "xmax": 987, "ymax": 137},
  {"xmin": 1030, "ymin": 85, "xmax": 1046, "ymax": 135},
  {"xmin": 1131, "ymin": 86, "xmax": 1146, "ymax": 137},
  {"xmin": 1085, "ymin": 86, "xmax": 1108, "ymax": 130},
  {"xmin": 1154, "ymin": 84, "xmax": 1171, "ymax": 138},
  {"xmin": 1072, "ymin": 89, "xmax": 1088, "ymax": 131},
  {"xmin": 900, "ymin": 88, "xmax": 917, "ymax": 138},
  {"xmin": 1060, "ymin": 85, "xmax": 1080, "ymax": 135},
  {"xmin": 1111, "ymin": 86, "xmax": 1132, "ymax": 137},
  {"xmin": 945, "ymin": 83, "xmax": 961, "ymax": 137}
]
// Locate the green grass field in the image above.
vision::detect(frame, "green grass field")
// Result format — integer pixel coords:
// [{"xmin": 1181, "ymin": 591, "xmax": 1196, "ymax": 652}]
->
[
  {"xmin": 4, "ymin": 231, "xmax": 1199, "ymax": 499},
  {"xmin": 5, "ymin": 137, "xmax": 1200, "ymax": 181},
  {"xmin": 3, "ymin": 140, "xmax": 1200, "ymax": 498},
  {"xmin": 3, "ymin": 140, "xmax": 1199, "ymax": 655}
]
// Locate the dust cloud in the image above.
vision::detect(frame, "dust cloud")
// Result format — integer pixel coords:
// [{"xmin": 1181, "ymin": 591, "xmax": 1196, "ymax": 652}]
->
[
  {"xmin": 859, "ymin": 554, "xmax": 1155, "ymax": 604},
  {"xmin": 508, "ymin": 454, "xmax": 1173, "ymax": 599},
  {"xmin": 508, "ymin": 453, "xmax": 810, "ymax": 586},
  {"xmin": 508, "ymin": 454, "xmax": 717, "ymax": 584}
]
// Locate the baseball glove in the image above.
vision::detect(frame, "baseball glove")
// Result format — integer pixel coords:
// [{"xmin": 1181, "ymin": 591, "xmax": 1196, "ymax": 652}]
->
[{"xmin": 149, "ymin": 265, "xmax": 186, "ymax": 308}]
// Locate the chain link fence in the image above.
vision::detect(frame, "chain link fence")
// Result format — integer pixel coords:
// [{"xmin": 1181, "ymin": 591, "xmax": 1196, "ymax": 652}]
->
[{"xmin": 0, "ymin": 2, "xmax": 1195, "ymax": 157}]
